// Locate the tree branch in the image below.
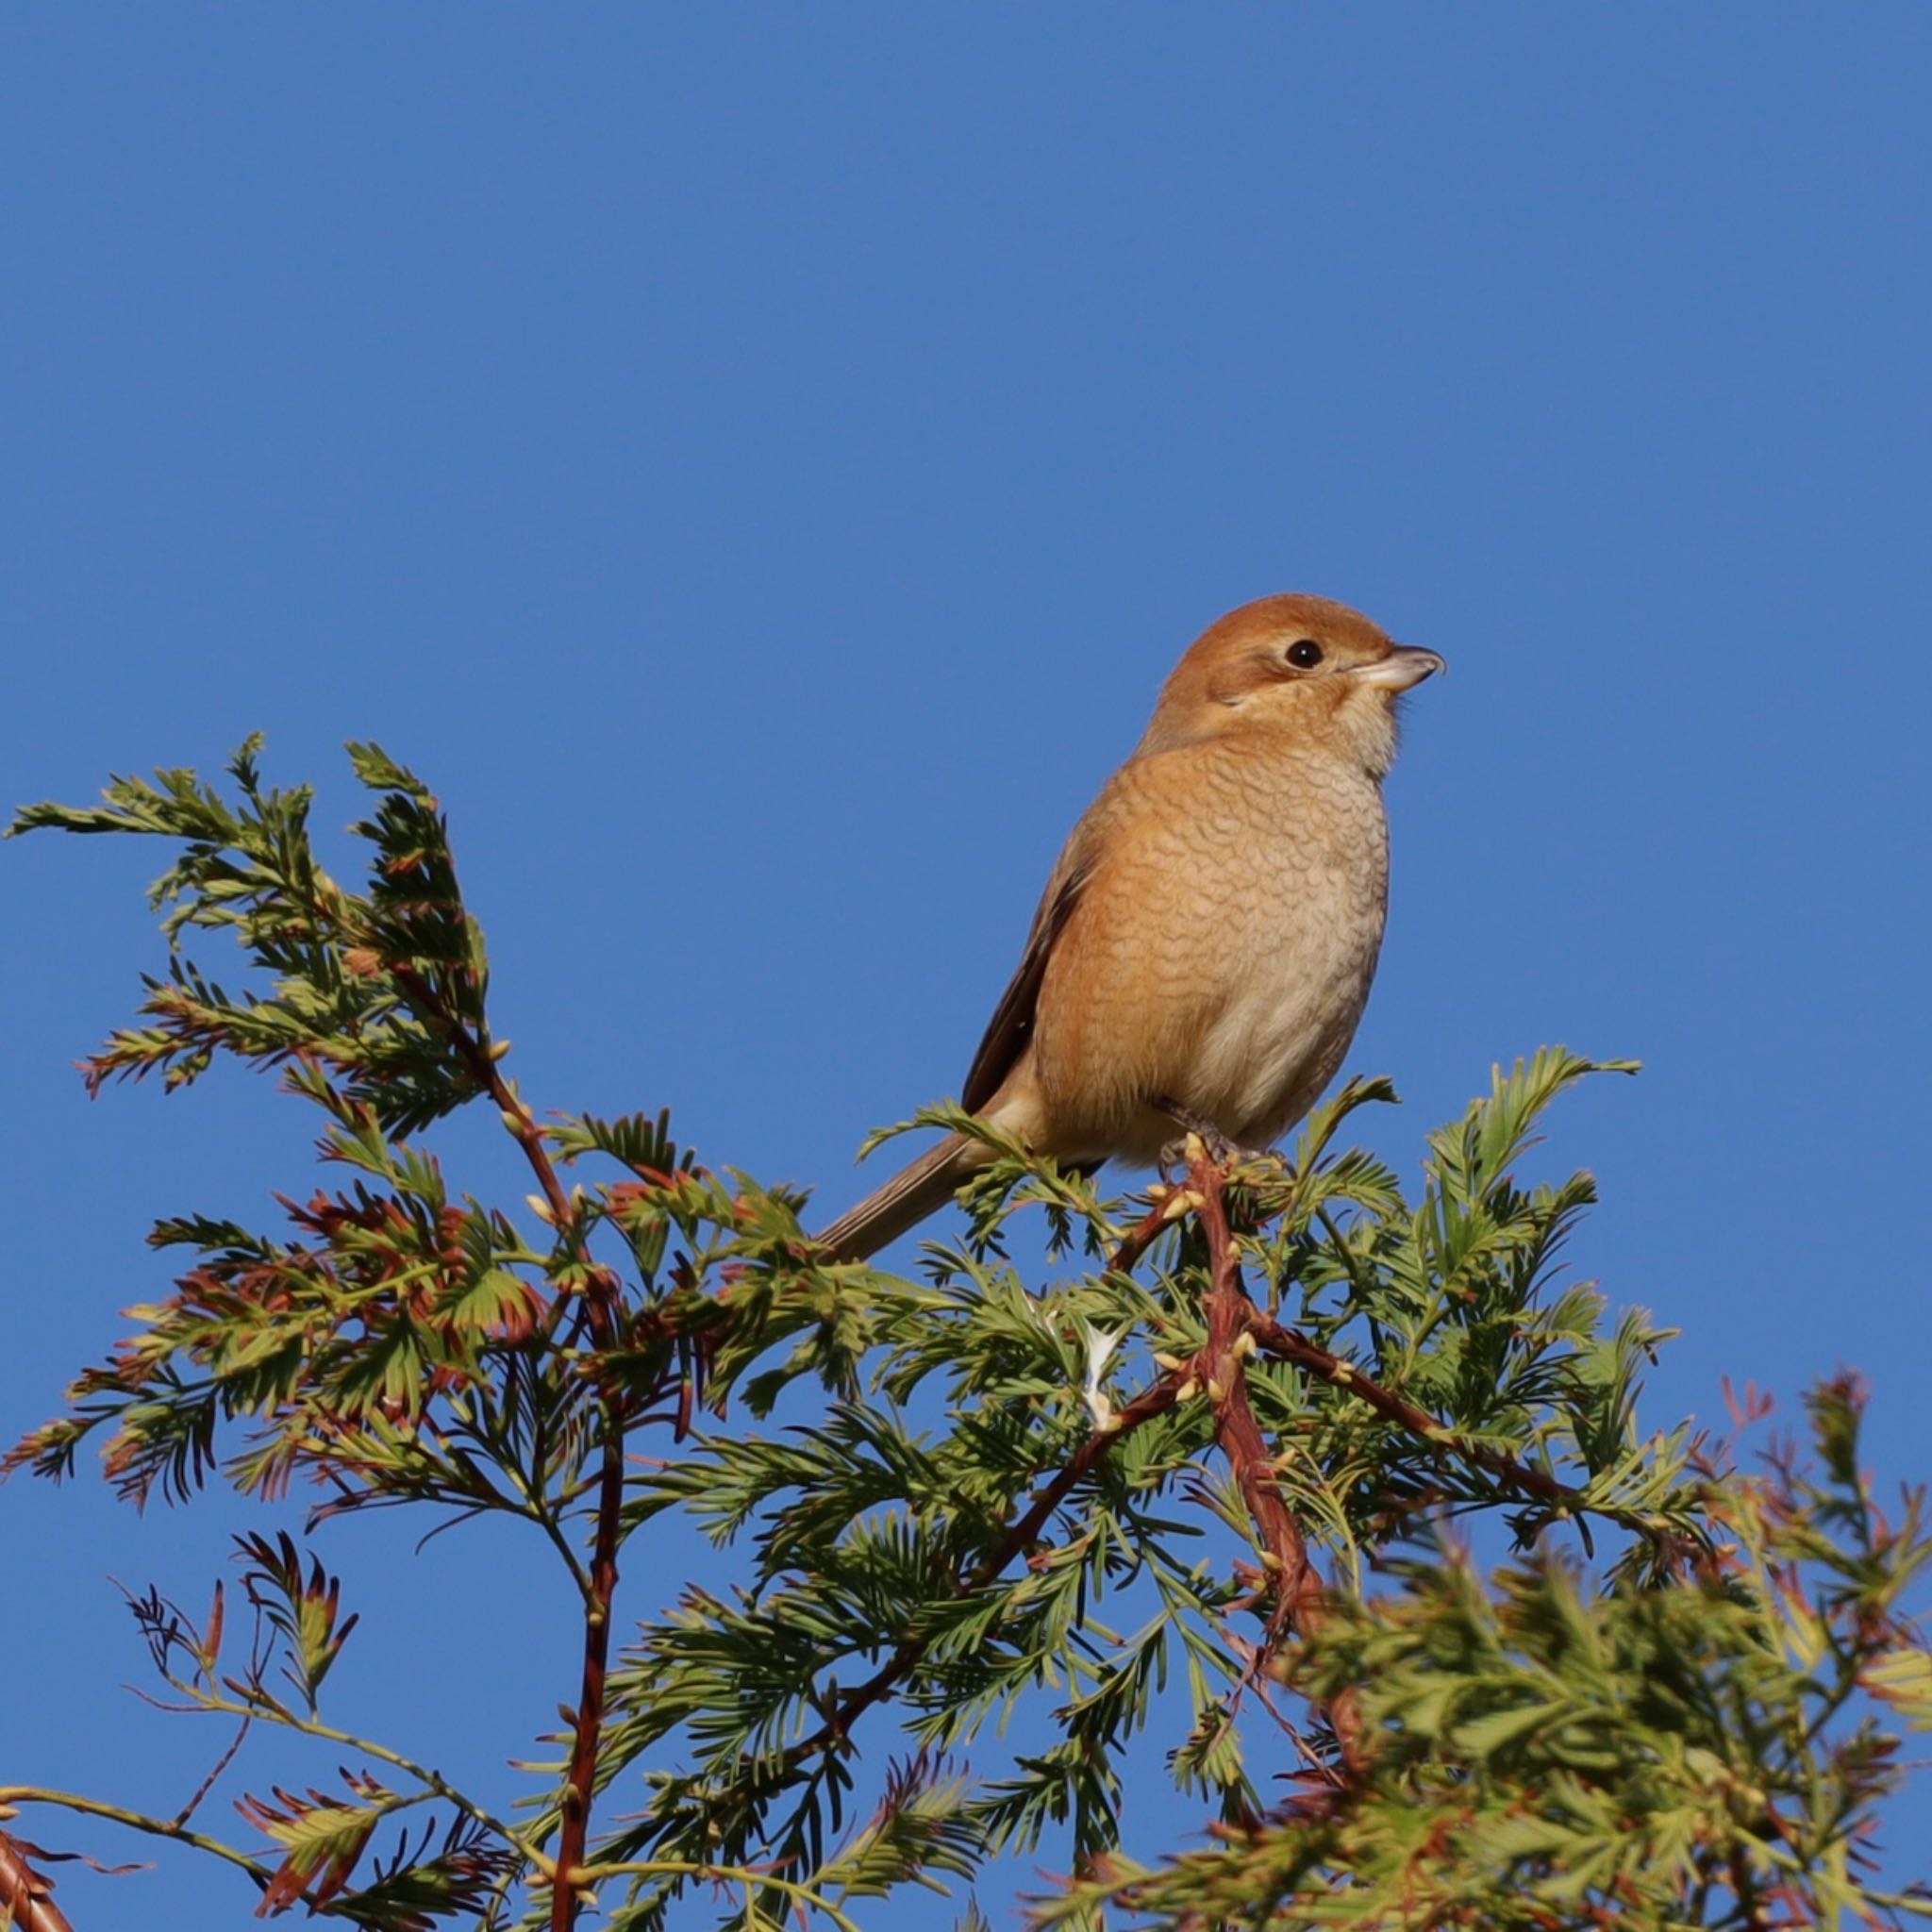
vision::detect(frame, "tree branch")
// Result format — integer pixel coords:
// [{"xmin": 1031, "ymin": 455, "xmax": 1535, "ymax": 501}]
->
[
  {"xmin": 1, "ymin": 1790, "xmax": 272, "ymax": 1894},
  {"xmin": 1242, "ymin": 1310, "xmax": 1584, "ymax": 1514},
  {"xmin": 387, "ymin": 965, "xmax": 623, "ymax": 1928}
]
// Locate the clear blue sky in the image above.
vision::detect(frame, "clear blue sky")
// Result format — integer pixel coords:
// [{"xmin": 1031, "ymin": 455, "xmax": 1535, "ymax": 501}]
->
[{"xmin": 4, "ymin": 9, "xmax": 1927, "ymax": 1926}]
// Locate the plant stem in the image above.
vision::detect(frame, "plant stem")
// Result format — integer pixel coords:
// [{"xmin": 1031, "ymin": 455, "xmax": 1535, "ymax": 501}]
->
[
  {"xmin": 1188, "ymin": 1149, "xmax": 1320, "ymax": 1640},
  {"xmin": 569, "ymin": 1858, "xmax": 868, "ymax": 1932},
  {"xmin": 1, "ymin": 1789, "xmax": 272, "ymax": 1891},
  {"xmin": 389, "ymin": 964, "xmax": 625, "ymax": 1929},
  {"xmin": 198, "ymin": 1683, "xmax": 543, "ymax": 1871},
  {"xmin": 1244, "ymin": 1311, "xmax": 1584, "ymax": 1514}
]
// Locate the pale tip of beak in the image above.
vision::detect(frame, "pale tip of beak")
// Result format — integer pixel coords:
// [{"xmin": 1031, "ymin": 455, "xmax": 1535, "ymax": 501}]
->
[{"xmin": 1351, "ymin": 646, "xmax": 1446, "ymax": 691}]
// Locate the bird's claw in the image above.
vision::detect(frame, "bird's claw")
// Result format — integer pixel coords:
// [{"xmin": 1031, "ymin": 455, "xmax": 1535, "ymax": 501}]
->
[{"xmin": 1153, "ymin": 1098, "xmax": 1249, "ymax": 1175}]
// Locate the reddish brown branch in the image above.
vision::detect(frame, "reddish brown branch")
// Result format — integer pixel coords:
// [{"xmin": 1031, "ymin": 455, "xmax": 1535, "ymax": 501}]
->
[
  {"xmin": 1133, "ymin": 1146, "xmax": 1366, "ymax": 1770},
  {"xmin": 0, "ymin": 1833, "xmax": 76, "ymax": 1932},
  {"xmin": 171, "ymin": 1715, "xmax": 252, "ymax": 1829},
  {"xmin": 388, "ymin": 964, "xmax": 624, "ymax": 1929},
  {"xmin": 1187, "ymin": 1152, "xmax": 1322, "ymax": 1643},
  {"xmin": 1242, "ymin": 1312, "xmax": 1583, "ymax": 1515},
  {"xmin": 391, "ymin": 965, "xmax": 584, "ymax": 1243},
  {"xmin": 551, "ymin": 1427, "xmax": 625, "ymax": 1924},
  {"xmin": 1108, "ymin": 1189, "xmax": 1186, "ymax": 1275}
]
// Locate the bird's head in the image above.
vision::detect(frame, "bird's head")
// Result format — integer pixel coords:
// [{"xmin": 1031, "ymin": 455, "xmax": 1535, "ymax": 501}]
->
[{"xmin": 1140, "ymin": 593, "xmax": 1444, "ymax": 776}]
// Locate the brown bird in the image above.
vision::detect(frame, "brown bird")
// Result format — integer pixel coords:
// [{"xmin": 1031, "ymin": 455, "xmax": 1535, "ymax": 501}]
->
[{"xmin": 819, "ymin": 592, "xmax": 1442, "ymax": 1261}]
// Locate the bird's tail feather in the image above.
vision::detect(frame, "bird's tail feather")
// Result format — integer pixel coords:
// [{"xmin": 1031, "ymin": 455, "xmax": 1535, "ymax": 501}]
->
[{"xmin": 817, "ymin": 1132, "xmax": 975, "ymax": 1262}]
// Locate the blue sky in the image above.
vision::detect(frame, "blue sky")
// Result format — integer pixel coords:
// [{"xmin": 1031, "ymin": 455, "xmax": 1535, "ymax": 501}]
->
[{"xmin": 3, "ymin": 8, "xmax": 1928, "ymax": 1926}]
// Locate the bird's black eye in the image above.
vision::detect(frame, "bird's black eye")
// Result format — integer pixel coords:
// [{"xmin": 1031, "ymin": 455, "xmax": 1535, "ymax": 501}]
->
[{"xmin": 1286, "ymin": 639, "xmax": 1324, "ymax": 669}]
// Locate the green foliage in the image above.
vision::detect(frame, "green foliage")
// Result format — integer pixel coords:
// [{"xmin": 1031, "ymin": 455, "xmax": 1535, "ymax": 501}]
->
[
  {"xmin": 10, "ymin": 737, "xmax": 484, "ymax": 1133},
  {"xmin": 1044, "ymin": 1377, "xmax": 1932, "ymax": 1930},
  {"xmin": 4, "ymin": 745, "xmax": 1925, "ymax": 1932},
  {"xmin": 239, "ymin": 1528, "xmax": 363, "ymax": 1709}
]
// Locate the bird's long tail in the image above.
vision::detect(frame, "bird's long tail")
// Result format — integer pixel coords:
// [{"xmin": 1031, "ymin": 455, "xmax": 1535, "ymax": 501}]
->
[{"xmin": 816, "ymin": 1131, "xmax": 977, "ymax": 1262}]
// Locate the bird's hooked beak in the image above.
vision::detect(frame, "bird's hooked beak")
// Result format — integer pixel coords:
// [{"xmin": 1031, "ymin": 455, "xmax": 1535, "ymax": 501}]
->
[{"xmin": 1350, "ymin": 645, "xmax": 1446, "ymax": 691}]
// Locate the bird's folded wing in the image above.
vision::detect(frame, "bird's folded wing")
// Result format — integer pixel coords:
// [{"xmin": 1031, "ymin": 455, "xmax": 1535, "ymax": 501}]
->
[{"xmin": 960, "ymin": 833, "xmax": 1096, "ymax": 1113}]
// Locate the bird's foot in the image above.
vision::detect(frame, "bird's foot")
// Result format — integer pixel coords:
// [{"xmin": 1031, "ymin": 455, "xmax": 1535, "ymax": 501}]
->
[{"xmin": 1153, "ymin": 1098, "xmax": 1252, "ymax": 1176}]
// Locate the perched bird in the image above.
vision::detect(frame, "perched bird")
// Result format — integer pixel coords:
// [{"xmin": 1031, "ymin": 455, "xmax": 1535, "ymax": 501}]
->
[{"xmin": 819, "ymin": 592, "xmax": 1442, "ymax": 1261}]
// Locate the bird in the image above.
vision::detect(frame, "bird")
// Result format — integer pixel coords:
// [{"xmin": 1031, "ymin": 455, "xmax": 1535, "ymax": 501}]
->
[{"xmin": 817, "ymin": 592, "xmax": 1443, "ymax": 1262}]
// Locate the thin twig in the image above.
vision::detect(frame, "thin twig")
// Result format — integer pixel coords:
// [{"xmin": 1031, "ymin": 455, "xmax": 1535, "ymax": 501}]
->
[
  {"xmin": 568, "ymin": 1857, "xmax": 869, "ymax": 1932},
  {"xmin": 1, "ymin": 1790, "xmax": 272, "ymax": 1892},
  {"xmin": 183, "ymin": 1678, "xmax": 549, "ymax": 1874},
  {"xmin": 388, "ymin": 964, "xmax": 624, "ymax": 1929},
  {"xmin": 171, "ymin": 1713, "xmax": 252, "ymax": 1827},
  {"xmin": 1242, "ymin": 1311, "xmax": 1584, "ymax": 1514}
]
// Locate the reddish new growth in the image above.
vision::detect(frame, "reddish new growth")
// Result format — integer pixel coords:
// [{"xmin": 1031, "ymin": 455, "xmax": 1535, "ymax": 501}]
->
[{"xmin": 0, "ymin": 1833, "xmax": 76, "ymax": 1932}]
